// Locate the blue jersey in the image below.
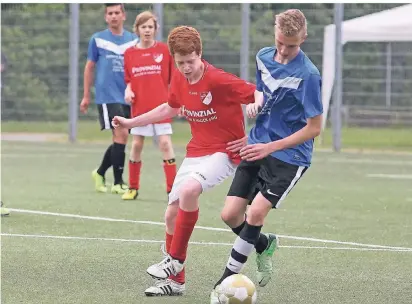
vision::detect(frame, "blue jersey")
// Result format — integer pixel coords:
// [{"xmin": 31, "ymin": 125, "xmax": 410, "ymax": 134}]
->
[
  {"xmin": 249, "ymin": 47, "xmax": 323, "ymax": 167},
  {"xmin": 87, "ymin": 29, "xmax": 138, "ymax": 105}
]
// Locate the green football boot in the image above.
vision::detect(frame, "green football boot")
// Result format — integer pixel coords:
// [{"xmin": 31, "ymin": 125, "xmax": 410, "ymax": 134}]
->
[
  {"xmin": 92, "ymin": 169, "xmax": 107, "ymax": 193},
  {"xmin": 256, "ymin": 233, "xmax": 279, "ymax": 287}
]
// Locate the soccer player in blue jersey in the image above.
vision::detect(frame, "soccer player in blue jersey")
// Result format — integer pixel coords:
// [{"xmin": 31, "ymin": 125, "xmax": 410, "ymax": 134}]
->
[
  {"xmin": 211, "ymin": 9, "xmax": 323, "ymax": 302},
  {"xmin": 80, "ymin": 3, "xmax": 138, "ymax": 194}
]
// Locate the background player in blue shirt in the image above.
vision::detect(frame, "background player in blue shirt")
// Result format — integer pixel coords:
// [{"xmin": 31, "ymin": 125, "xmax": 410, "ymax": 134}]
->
[
  {"xmin": 211, "ymin": 9, "xmax": 323, "ymax": 302},
  {"xmin": 80, "ymin": 4, "xmax": 138, "ymax": 194}
]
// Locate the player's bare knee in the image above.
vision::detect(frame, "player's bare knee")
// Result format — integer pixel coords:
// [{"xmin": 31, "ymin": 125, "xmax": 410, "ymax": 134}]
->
[
  {"xmin": 179, "ymin": 181, "xmax": 202, "ymax": 203},
  {"xmin": 165, "ymin": 204, "xmax": 178, "ymax": 230},
  {"xmin": 246, "ymin": 208, "xmax": 266, "ymax": 226},
  {"xmin": 132, "ymin": 138, "xmax": 144, "ymax": 154},
  {"xmin": 220, "ymin": 208, "xmax": 239, "ymax": 227},
  {"xmin": 179, "ymin": 186, "xmax": 200, "ymax": 202},
  {"xmin": 220, "ymin": 196, "xmax": 248, "ymax": 227},
  {"xmin": 158, "ymin": 137, "xmax": 173, "ymax": 155},
  {"xmin": 113, "ymin": 128, "xmax": 128, "ymax": 144}
]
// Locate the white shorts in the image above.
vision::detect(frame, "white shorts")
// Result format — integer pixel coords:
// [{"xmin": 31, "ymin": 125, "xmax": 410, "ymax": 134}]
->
[
  {"xmin": 168, "ymin": 152, "xmax": 237, "ymax": 204},
  {"xmin": 130, "ymin": 123, "xmax": 172, "ymax": 137}
]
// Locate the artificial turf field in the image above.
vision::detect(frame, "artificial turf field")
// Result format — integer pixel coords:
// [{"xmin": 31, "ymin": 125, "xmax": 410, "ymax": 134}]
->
[{"xmin": 1, "ymin": 134, "xmax": 412, "ymax": 303}]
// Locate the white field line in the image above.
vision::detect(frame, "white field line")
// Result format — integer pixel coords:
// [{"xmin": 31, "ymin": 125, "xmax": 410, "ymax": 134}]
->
[
  {"xmin": 9, "ymin": 208, "xmax": 412, "ymax": 252},
  {"xmin": 367, "ymin": 174, "xmax": 412, "ymax": 180},
  {"xmin": 324, "ymin": 158, "xmax": 412, "ymax": 166},
  {"xmin": 3, "ymin": 145, "xmax": 412, "ymax": 165},
  {"xmin": 2, "ymin": 233, "xmax": 411, "ymax": 253}
]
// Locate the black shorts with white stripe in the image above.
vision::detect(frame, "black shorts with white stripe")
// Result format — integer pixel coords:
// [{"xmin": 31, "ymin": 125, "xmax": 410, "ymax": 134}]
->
[
  {"xmin": 97, "ymin": 103, "xmax": 130, "ymax": 130},
  {"xmin": 227, "ymin": 156, "xmax": 308, "ymax": 208}
]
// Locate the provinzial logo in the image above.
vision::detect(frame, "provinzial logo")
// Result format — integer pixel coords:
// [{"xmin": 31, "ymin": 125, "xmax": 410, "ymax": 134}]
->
[
  {"xmin": 153, "ymin": 53, "xmax": 163, "ymax": 63},
  {"xmin": 200, "ymin": 91, "xmax": 212, "ymax": 105},
  {"xmin": 181, "ymin": 107, "xmax": 216, "ymax": 117},
  {"xmin": 132, "ymin": 65, "xmax": 161, "ymax": 74},
  {"xmin": 180, "ymin": 106, "xmax": 218, "ymax": 123}
]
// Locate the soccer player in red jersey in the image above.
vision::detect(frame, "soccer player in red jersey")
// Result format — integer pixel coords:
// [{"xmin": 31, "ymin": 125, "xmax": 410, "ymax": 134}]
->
[
  {"xmin": 121, "ymin": 11, "xmax": 177, "ymax": 200},
  {"xmin": 112, "ymin": 26, "xmax": 257, "ymax": 296}
]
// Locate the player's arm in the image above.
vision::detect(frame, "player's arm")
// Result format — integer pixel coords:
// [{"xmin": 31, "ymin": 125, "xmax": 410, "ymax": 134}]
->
[
  {"xmin": 240, "ymin": 74, "xmax": 323, "ymax": 161},
  {"xmin": 80, "ymin": 60, "xmax": 95, "ymax": 114},
  {"xmin": 83, "ymin": 60, "xmax": 95, "ymax": 99},
  {"xmin": 123, "ymin": 52, "xmax": 134, "ymax": 104},
  {"xmin": 254, "ymin": 90, "xmax": 264, "ymax": 107},
  {"xmin": 112, "ymin": 73, "xmax": 182, "ymax": 129},
  {"xmin": 112, "ymin": 103, "xmax": 180, "ymax": 129},
  {"xmin": 253, "ymin": 61, "xmax": 264, "ymax": 107},
  {"xmin": 280, "ymin": 73, "xmax": 324, "ymax": 146},
  {"xmin": 80, "ymin": 37, "xmax": 98, "ymax": 113},
  {"xmin": 124, "ymin": 83, "xmax": 134, "ymax": 104},
  {"xmin": 246, "ymin": 62, "xmax": 264, "ymax": 118},
  {"xmin": 240, "ymin": 115, "xmax": 322, "ymax": 161},
  {"xmin": 268, "ymin": 114, "xmax": 322, "ymax": 150}
]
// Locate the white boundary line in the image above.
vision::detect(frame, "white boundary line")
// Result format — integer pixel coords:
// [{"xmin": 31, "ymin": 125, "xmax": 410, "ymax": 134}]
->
[
  {"xmin": 4, "ymin": 140, "xmax": 412, "ymax": 157},
  {"xmin": 2, "ymin": 233, "xmax": 411, "ymax": 253},
  {"xmin": 325, "ymin": 158, "xmax": 412, "ymax": 166},
  {"xmin": 366, "ymin": 173, "xmax": 412, "ymax": 179},
  {"xmin": 8, "ymin": 208, "xmax": 412, "ymax": 251},
  {"xmin": 3, "ymin": 145, "xmax": 412, "ymax": 165}
]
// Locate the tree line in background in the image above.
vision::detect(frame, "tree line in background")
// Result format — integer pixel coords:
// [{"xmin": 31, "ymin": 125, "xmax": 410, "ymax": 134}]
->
[{"xmin": 1, "ymin": 3, "xmax": 410, "ymax": 121}]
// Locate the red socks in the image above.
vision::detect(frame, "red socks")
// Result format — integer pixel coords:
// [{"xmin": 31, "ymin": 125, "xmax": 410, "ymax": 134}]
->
[
  {"xmin": 163, "ymin": 159, "xmax": 177, "ymax": 193},
  {"xmin": 165, "ymin": 232, "xmax": 185, "ymax": 284},
  {"xmin": 165, "ymin": 208, "xmax": 199, "ymax": 283},
  {"xmin": 130, "ymin": 159, "xmax": 175, "ymax": 193},
  {"xmin": 128, "ymin": 160, "xmax": 141, "ymax": 190},
  {"xmin": 169, "ymin": 208, "xmax": 199, "ymax": 263}
]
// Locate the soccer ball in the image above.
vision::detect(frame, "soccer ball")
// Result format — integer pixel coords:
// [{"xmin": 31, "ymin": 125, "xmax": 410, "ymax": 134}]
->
[{"xmin": 217, "ymin": 274, "xmax": 257, "ymax": 304}]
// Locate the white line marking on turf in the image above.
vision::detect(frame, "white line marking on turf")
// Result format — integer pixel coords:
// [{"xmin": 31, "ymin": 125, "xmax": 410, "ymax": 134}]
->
[
  {"xmin": 0, "ymin": 233, "xmax": 231, "ymax": 246},
  {"xmin": 366, "ymin": 174, "xmax": 412, "ymax": 180},
  {"xmin": 324, "ymin": 158, "xmax": 412, "ymax": 166},
  {"xmin": 9, "ymin": 208, "xmax": 412, "ymax": 251},
  {"xmin": 4, "ymin": 144, "xmax": 412, "ymax": 165},
  {"xmin": 2, "ymin": 234, "xmax": 411, "ymax": 253}
]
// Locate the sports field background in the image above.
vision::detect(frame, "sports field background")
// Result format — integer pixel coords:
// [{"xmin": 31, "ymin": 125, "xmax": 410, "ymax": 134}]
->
[{"xmin": 1, "ymin": 122, "xmax": 411, "ymax": 304}]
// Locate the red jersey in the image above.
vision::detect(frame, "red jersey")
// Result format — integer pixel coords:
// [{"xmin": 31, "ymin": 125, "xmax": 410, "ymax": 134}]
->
[
  {"xmin": 124, "ymin": 41, "xmax": 173, "ymax": 123},
  {"xmin": 168, "ymin": 60, "xmax": 256, "ymax": 163}
]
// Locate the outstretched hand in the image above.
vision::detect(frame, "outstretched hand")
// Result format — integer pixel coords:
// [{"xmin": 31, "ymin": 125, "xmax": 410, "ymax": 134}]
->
[
  {"xmin": 246, "ymin": 103, "xmax": 261, "ymax": 118},
  {"xmin": 80, "ymin": 97, "xmax": 90, "ymax": 114},
  {"xmin": 239, "ymin": 143, "xmax": 273, "ymax": 161},
  {"xmin": 112, "ymin": 116, "xmax": 131, "ymax": 129},
  {"xmin": 227, "ymin": 136, "xmax": 248, "ymax": 153},
  {"xmin": 125, "ymin": 87, "xmax": 135, "ymax": 104}
]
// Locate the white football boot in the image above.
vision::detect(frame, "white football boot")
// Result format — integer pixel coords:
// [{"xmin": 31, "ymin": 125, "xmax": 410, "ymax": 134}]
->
[
  {"xmin": 146, "ymin": 254, "xmax": 185, "ymax": 279},
  {"xmin": 145, "ymin": 278, "xmax": 185, "ymax": 296}
]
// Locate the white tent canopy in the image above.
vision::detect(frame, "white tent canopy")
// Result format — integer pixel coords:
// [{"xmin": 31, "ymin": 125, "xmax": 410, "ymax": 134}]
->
[{"xmin": 321, "ymin": 4, "xmax": 412, "ymax": 128}]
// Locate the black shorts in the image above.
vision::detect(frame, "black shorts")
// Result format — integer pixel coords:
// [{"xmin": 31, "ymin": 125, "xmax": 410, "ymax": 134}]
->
[
  {"xmin": 97, "ymin": 103, "xmax": 130, "ymax": 130},
  {"xmin": 227, "ymin": 156, "xmax": 308, "ymax": 208}
]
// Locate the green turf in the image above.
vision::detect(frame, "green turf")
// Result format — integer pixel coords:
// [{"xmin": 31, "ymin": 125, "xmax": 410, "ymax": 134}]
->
[
  {"xmin": 2, "ymin": 121, "xmax": 412, "ymax": 151},
  {"xmin": 1, "ymin": 120, "xmax": 192, "ymax": 146},
  {"xmin": 1, "ymin": 141, "xmax": 412, "ymax": 303},
  {"xmin": 319, "ymin": 127, "xmax": 412, "ymax": 151}
]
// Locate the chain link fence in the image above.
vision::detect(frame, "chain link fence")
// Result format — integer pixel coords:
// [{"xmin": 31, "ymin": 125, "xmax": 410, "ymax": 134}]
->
[{"xmin": 1, "ymin": 3, "xmax": 411, "ymax": 126}]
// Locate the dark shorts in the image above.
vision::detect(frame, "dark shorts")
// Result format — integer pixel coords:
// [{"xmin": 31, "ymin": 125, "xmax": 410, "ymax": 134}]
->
[
  {"xmin": 227, "ymin": 156, "xmax": 308, "ymax": 208},
  {"xmin": 97, "ymin": 103, "xmax": 130, "ymax": 130}
]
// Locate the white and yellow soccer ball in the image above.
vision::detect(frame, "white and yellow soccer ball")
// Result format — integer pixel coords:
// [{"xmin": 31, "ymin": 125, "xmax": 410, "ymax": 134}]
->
[{"xmin": 217, "ymin": 274, "xmax": 257, "ymax": 304}]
